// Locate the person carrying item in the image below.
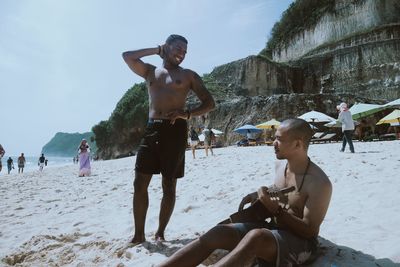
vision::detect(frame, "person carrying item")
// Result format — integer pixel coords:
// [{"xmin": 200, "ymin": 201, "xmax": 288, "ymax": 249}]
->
[
  {"xmin": 157, "ymin": 118, "xmax": 332, "ymax": 267},
  {"xmin": 122, "ymin": 34, "xmax": 215, "ymax": 244}
]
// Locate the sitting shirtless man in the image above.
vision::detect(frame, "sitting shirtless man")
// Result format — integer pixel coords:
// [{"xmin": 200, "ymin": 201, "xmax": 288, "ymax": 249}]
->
[
  {"xmin": 122, "ymin": 34, "xmax": 215, "ymax": 244},
  {"xmin": 158, "ymin": 118, "xmax": 332, "ymax": 267}
]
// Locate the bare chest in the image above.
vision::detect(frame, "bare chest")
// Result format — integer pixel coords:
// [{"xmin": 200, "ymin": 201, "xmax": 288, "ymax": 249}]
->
[
  {"xmin": 147, "ymin": 69, "xmax": 191, "ymax": 97},
  {"xmin": 276, "ymin": 171, "xmax": 308, "ymax": 217}
]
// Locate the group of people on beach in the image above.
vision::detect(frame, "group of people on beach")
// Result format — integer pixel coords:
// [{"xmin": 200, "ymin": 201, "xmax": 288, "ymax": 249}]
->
[
  {"xmin": 0, "ymin": 146, "xmax": 49, "ymax": 174},
  {"xmin": 0, "ymin": 139, "xmax": 92, "ymax": 177},
  {"xmin": 189, "ymin": 126, "xmax": 215, "ymax": 159},
  {"xmin": 122, "ymin": 34, "xmax": 336, "ymax": 266}
]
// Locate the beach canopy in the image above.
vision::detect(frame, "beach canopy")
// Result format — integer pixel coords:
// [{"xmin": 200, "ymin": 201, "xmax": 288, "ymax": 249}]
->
[
  {"xmin": 298, "ymin": 110, "xmax": 336, "ymax": 123},
  {"xmin": 349, "ymin": 103, "xmax": 384, "ymax": 120},
  {"xmin": 233, "ymin": 124, "xmax": 262, "ymax": 135},
  {"xmin": 376, "ymin": 109, "xmax": 400, "ymax": 125},
  {"xmin": 384, "ymin": 98, "xmax": 400, "ymax": 108},
  {"xmin": 256, "ymin": 119, "xmax": 281, "ymax": 129}
]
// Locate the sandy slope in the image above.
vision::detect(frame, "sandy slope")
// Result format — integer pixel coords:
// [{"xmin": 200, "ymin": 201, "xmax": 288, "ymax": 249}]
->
[{"xmin": 1, "ymin": 140, "xmax": 399, "ymax": 266}]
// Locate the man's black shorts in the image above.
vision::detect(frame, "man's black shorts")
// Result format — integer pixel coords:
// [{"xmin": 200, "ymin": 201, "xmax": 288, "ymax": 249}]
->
[{"xmin": 135, "ymin": 119, "xmax": 188, "ymax": 179}]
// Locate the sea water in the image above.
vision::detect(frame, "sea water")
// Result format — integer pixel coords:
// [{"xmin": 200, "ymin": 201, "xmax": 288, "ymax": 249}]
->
[{"xmin": 1, "ymin": 156, "xmax": 74, "ymax": 173}]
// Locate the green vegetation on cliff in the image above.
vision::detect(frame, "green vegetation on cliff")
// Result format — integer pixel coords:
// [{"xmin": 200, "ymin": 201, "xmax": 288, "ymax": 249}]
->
[
  {"xmin": 92, "ymin": 83, "xmax": 149, "ymax": 159},
  {"xmin": 261, "ymin": 0, "xmax": 337, "ymax": 56},
  {"xmin": 42, "ymin": 132, "xmax": 97, "ymax": 157}
]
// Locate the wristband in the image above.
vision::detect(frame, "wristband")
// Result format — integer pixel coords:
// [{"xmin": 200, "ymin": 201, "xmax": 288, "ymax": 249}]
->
[{"xmin": 157, "ymin": 45, "xmax": 161, "ymax": 55}]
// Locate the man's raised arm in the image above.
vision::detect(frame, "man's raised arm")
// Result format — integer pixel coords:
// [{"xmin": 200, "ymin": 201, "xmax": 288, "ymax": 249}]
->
[{"xmin": 122, "ymin": 46, "xmax": 160, "ymax": 79}]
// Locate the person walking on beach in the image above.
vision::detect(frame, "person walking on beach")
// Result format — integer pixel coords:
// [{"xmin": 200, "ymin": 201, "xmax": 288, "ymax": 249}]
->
[
  {"xmin": 0, "ymin": 144, "xmax": 5, "ymax": 173},
  {"xmin": 123, "ymin": 34, "xmax": 215, "ymax": 244},
  {"xmin": 337, "ymin": 102, "xmax": 355, "ymax": 153},
  {"xmin": 189, "ymin": 126, "xmax": 200, "ymax": 159},
  {"xmin": 202, "ymin": 126, "xmax": 214, "ymax": 156},
  {"xmin": 17, "ymin": 153, "xmax": 26, "ymax": 174},
  {"xmin": 158, "ymin": 118, "xmax": 332, "ymax": 267},
  {"xmin": 78, "ymin": 139, "xmax": 91, "ymax": 177},
  {"xmin": 7, "ymin": 157, "xmax": 14, "ymax": 174},
  {"xmin": 38, "ymin": 154, "xmax": 46, "ymax": 172}
]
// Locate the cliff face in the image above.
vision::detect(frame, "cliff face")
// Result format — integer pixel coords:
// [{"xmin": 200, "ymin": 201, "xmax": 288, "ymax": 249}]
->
[
  {"xmin": 209, "ymin": 56, "xmax": 303, "ymax": 96},
  {"xmin": 209, "ymin": 1, "xmax": 400, "ymax": 101},
  {"xmin": 298, "ymin": 24, "xmax": 400, "ymax": 99},
  {"xmin": 272, "ymin": 0, "xmax": 400, "ymax": 62},
  {"xmin": 198, "ymin": 0, "xmax": 399, "ymax": 146},
  {"xmin": 93, "ymin": 0, "xmax": 400, "ymax": 159}
]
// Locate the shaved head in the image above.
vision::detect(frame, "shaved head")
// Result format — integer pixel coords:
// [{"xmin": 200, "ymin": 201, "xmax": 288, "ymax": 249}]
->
[{"xmin": 280, "ymin": 118, "xmax": 313, "ymax": 150}]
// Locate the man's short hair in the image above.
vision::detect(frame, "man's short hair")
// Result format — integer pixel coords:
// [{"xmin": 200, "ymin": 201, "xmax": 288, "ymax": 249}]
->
[
  {"xmin": 166, "ymin": 34, "xmax": 188, "ymax": 45},
  {"xmin": 280, "ymin": 118, "xmax": 313, "ymax": 150}
]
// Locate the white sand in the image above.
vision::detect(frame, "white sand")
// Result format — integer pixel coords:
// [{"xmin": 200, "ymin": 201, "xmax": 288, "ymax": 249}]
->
[{"xmin": 1, "ymin": 140, "xmax": 400, "ymax": 266}]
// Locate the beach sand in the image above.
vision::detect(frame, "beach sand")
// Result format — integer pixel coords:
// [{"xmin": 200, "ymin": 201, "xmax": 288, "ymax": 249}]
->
[{"xmin": 1, "ymin": 140, "xmax": 399, "ymax": 266}]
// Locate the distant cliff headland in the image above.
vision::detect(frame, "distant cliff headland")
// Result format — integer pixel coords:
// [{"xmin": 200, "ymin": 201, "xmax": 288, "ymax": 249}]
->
[
  {"xmin": 42, "ymin": 132, "xmax": 97, "ymax": 157},
  {"xmin": 92, "ymin": 0, "xmax": 400, "ymax": 159}
]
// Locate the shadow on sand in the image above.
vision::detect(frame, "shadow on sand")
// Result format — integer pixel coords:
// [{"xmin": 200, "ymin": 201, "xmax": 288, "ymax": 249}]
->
[{"xmin": 145, "ymin": 236, "xmax": 399, "ymax": 267}]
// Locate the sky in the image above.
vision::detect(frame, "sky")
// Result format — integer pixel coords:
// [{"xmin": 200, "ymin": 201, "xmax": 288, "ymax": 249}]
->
[{"xmin": 0, "ymin": 0, "xmax": 293, "ymax": 156}]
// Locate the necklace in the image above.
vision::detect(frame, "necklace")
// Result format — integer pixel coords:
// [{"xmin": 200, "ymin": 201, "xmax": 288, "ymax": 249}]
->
[{"xmin": 284, "ymin": 157, "xmax": 311, "ymax": 193}]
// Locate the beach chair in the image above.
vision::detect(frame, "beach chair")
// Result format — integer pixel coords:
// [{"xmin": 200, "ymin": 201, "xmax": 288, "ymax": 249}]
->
[
  {"xmin": 248, "ymin": 139, "xmax": 257, "ymax": 146},
  {"xmin": 311, "ymin": 132, "xmax": 325, "ymax": 140},
  {"xmin": 311, "ymin": 133, "xmax": 336, "ymax": 143}
]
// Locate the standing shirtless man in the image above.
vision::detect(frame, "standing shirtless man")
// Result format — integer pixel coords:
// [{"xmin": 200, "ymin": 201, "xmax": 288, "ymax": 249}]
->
[
  {"xmin": 158, "ymin": 118, "xmax": 332, "ymax": 267},
  {"xmin": 122, "ymin": 34, "xmax": 215, "ymax": 244}
]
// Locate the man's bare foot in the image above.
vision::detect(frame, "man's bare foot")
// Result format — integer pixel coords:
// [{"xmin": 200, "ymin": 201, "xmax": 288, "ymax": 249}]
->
[
  {"xmin": 130, "ymin": 236, "xmax": 145, "ymax": 246},
  {"xmin": 155, "ymin": 232, "xmax": 166, "ymax": 242}
]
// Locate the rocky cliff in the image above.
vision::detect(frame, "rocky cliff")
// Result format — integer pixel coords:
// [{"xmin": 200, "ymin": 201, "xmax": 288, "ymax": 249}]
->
[
  {"xmin": 271, "ymin": 0, "xmax": 400, "ymax": 62},
  {"xmin": 189, "ymin": 0, "xmax": 400, "ymax": 145},
  {"xmin": 93, "ymin": 0, "xmax": 400, "ymax": 159}
]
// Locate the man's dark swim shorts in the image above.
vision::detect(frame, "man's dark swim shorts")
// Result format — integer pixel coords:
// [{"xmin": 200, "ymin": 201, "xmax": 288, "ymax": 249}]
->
[{"xmin": 135, "ymin": 118, "xmax": 188, "ymax": 179}]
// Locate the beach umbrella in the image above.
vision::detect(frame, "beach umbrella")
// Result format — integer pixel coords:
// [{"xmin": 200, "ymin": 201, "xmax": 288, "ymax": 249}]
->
[
  {"xmin": 233, "ymin": 124, "xmax": 263, "ymax": 135},
  {"xmin": 384, "ymin": 98, "xmax": 400, "ymax": 108},
  {"xmin": 349, "ymin": 103, "xmax": 384, "ymax": 120},
  {"xmin": 256, "ymin": 119, "xmax": 281, "ymax": 129},
  {"xmin": 376, "ymin": 109, "xmax": 400, "ymax": 125},
  {"xmin": 211, "ymin": 128, "xmax": 223, "ymax": 135},
  {"xmin": 298, "ymin": 111, "xmax": 336, "ymax": 123}
]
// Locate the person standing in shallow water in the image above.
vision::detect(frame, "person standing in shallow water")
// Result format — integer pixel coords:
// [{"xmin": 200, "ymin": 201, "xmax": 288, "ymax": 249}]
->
[
  {"xmin": 122, "ymin": 34, "xmax": 215, "ymax": 244},
  {"xmin": 18, "ymin": 153, "xmax": 26, "ymax": 173},
  {"xmin": 38, "ymin": 154, "xmax": 46, "ymax": 172},
  {"xmin": 7, "ymin": 157, "xmax": 14, "ymax": 174}
]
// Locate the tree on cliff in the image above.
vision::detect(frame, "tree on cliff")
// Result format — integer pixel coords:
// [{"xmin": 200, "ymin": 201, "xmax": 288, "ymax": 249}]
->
[
  {"xmin": 92, "ymin": 83, "xmax": 149, "ymax": 159},
  {"xmin": 261, "ymin": 0, "xmax": 336, "ymax": 56}
]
